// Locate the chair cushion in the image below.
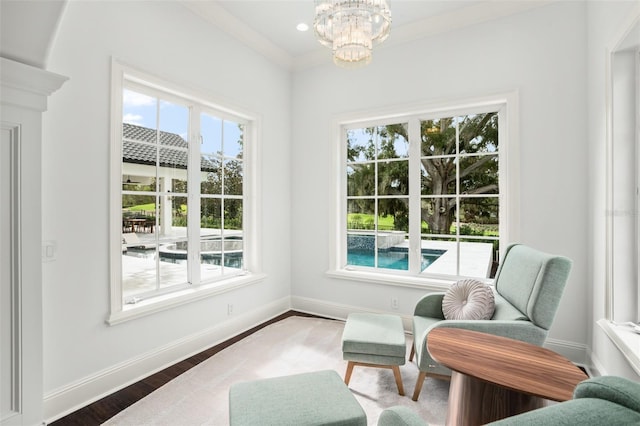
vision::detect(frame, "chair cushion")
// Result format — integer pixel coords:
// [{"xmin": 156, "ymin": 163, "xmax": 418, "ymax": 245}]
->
[
  {"xmin": 342, "ymin": 313, "xmax": 406, "ymax": 365},
  {"xmin": 442, "ymin": 279, "xmax": 495, "ymax": 320},
  {"xmin": 378, "ymin": 406, "xmax": 428, "ymax": 426}
]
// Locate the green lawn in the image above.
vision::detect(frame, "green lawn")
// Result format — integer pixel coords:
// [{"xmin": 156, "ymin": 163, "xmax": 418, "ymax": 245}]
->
[{"xmin": 347, "ymin": 212, "xmax": 498, "ymax": 235}]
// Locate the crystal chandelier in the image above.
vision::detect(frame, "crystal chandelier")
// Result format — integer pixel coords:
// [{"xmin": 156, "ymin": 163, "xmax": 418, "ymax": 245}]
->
[{"xmin": 313, "ymin": 0, "xmax": 392, "ymax": 68}]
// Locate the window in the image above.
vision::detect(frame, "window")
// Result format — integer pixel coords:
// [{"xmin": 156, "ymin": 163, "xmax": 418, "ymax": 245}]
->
[
  {"xmin": 600, "ymin": 18, "xmax": 640, "ymax": 374},
  {"xmin": 332, "ymin": 96, "xmax": 517, "ymax": 286},
  {"xmin": 109, "ymin": 62, "xmax": 262, "ymax": 324}
]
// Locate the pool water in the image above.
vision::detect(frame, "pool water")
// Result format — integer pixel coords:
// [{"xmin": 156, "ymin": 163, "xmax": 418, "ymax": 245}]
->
[{"xmin": 347, "ymin": 248, "xmax": 445, "ymax": 271}]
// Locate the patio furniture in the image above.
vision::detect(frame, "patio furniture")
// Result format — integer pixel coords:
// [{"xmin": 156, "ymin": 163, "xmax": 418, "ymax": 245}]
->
[{"xmin": 342, "ymin": 313, "xmax": 407, "ymax": 395}]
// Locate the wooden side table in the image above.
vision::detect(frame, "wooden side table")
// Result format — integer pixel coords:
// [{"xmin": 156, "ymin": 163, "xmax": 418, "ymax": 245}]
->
[{"xmin": 427, "ymin": 328, "xmax": 588, "ymax": 426}]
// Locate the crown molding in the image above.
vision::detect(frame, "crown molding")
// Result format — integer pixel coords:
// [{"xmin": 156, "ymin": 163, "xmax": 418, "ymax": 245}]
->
[{"xmin": 183, "ymin": 1, "xmax": 557, "ymax": 72}]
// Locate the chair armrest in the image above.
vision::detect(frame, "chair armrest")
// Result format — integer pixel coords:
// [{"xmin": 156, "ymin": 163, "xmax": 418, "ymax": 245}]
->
[
  {"xmin": 414, "ymin": 293, "xmax": 446, "ymax": 318},
  {"xmin": 378, "ymin": 406, "xmax": 427, "ymax": 426},
  {"xmin": 574, "ymin": 376, "xmax": 640, "ymax": 413},
  {"xmin": 430, "ymin": 319, "xmax": 547, "ymax": 346}
]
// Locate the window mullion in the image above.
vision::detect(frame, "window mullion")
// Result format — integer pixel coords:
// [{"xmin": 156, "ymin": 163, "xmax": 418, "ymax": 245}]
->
[
  {"xmin": 455, "ymin": 118, "xmax": 461, "ymax": 276},
  {"xmin": 188, "ymin": 106, "xmax": 201, "ymax": 286},
  {"xmin": 408, "ymin": 118, "xmax": 422, "ymax": 274}
]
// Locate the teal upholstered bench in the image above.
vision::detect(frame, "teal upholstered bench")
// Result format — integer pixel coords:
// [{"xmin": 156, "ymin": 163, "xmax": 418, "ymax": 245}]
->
[
  {"xmin": 342, "ymin": 313, "xmax": 407, "ymax": 396},
  {"xmin": 229, "ymin": 370, "xmax": 367, "ymax": 426}
]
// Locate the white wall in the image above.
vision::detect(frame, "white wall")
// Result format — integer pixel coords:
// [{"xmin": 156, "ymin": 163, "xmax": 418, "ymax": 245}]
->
[
  {"xmin": 291, "ymin": 1, "xmax": 589, "ymax": 360},
  {"xmin": 42, "ymin": 1, "xmax": 292, "ymax": 419},
  {"xmin": 36, "ymin": 0, "xmax": 640, "ymax": 421},
  {"xmin": 587, "ymin": 0, "xmax": 640, "ymax": 380}
]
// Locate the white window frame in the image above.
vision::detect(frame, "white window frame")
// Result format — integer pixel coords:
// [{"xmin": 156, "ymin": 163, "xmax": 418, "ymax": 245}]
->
[
  {"xmin": 600, "ymin": 9, "xmax": 640, "ymax": 375},
  {"xmin": 108, "ymin": 60, "xmax": 264, "ymax": 325},
  {"xmin": 327, "ymin": 93, "xmax": 520, "ymax": 290}
]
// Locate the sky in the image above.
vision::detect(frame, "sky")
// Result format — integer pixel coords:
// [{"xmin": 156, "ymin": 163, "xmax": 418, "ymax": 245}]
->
[{"xmin": 123, "ymin": 88, "xmax": 242, "ymax": 158}]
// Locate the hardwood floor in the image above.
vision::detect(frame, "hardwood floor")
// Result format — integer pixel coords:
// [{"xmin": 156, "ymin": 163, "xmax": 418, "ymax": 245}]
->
[{"xmin": 50, "ymin": 311, "xmax": 318, "ymax": 425}]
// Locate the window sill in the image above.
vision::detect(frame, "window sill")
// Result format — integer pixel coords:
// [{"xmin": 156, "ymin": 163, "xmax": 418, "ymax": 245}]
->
[
  {"xmin": 598, "ymin": 318, "xmax": 640, "ymax": 376},
  {"xmin": 107, "ymin": 272, "xmax": 267, "ymax": 326},
  {"xmin": 326, "ymin": 268, "xmax": 458, "ymax": 291}
]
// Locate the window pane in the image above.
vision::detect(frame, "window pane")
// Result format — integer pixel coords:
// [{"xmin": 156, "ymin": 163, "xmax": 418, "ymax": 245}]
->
[
  {"xmin": 377, "ymin": 123, "xmax": 409, "ymax": 159},
  {"xmin": 158, "ymin": 238, "xmax": 189, "ymax": 288},
  {"xmin": 122, "ymin": 249, "xmax": 157, "ymax": 300},
  {"xmin": 421, "ymin": 197, "xmax": 456, "ymax": 234},
  {"xmin": 201, "ymin": 113, "xmax": 222, "ymax": 154},
  {"xmin": 421, "ymin": 118, "xmax": 456, "ymax": 156},
  {"xmin": 225, "ymin": 199, "xmax": 243, "ymax": 230},
  {"xmin": 224, "ymin": 159, "xmax": 243, "ymax": 195},
  {"xmin": 459, "ymin": 238, "xmax": 497, "ymax": 278},
  {"xmin": 122, "ymin": 194, "xmax": 157, "ymax": 299},
  {"xmin": 200, "ymin": 198, "xmax": 244, "ymax": 276},
  {"xmin": 347, "ymin": 163, "xmax": 375, "ymax": 196},
  {"xmin": 223, "ymin": 120, "xmax": 243, "ymax": 158},
  {"xmin": 377, "ymin": 245, "xmax": 409, "ymax": 271},
  {"xmin": 159, "ymin": 100, "xmax": 189, "ymax": 142},
  {"xmin": 458, "ymin": 112, "xmax": 499, "ymax": 154},
  {"xmin": 459, "ymin": 154, "xmax": 498, "ymax": 194},
  {"xmin": 201, "ymin": 197, "xmax": 221, "ymax": 231},
  {"xmin": 347, "ymin": 128, "xmax": 372, "ymax": 162},
  {"xmin": 201, "ymin": 154, "xmax": 222, "ymax": 195},
  {"xmin": 159, "ymin": 147, "xmax": 188, "ymax": 189},
  {"xmin": 163, "ymin": 196, "xmax": 187, "ymax": 239},
  {"xmin": 457, "ymin": 197, "xmax": 499, "ymax": 237},
  {"xmin": 223, "ymin": 235, "xmax": 244, "ymax": 270},
  {"xmin": 123, "ymin": 89, "xmax": 157, "ymax": 129},
  {"xmin": 420, "ymin": 236, "xmax": 457, "ymax": 276},
  {"xmin": 347, "ymin": 232, "xmax": 375, "ymax": 267},
  {"xmin": 378, "ymin": 198, "xmax": 409, "ymax": 232},
  {"xmin": 347, "ymin": 199, "xmax": 375, "ymax": 230},
  {"xmin": 378, "ymin": 160, "xmax": 408, "ymax": 195},
  {"xmin": 421, "ymin": 158, "xmax": 456, "ymax": 195}
]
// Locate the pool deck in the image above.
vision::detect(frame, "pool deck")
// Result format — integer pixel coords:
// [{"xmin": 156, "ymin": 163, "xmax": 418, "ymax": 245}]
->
[
  {"xmin": 122, "ymin": 229, "xmax": 494, "ymax": 301},
  {"xmin": 395, "ymin": 239, "xmax": 494, "ymax": 278}
]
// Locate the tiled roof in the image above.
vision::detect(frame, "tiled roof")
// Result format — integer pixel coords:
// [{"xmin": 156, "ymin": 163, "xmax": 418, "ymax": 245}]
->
[{"xmin": 123, "ymin": 123, "xmax": 216, "ymax": 171}]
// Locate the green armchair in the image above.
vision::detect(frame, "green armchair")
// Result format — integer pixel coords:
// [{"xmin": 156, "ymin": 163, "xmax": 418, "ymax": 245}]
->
[
  {"xmin": 377, "ymin": 376, "xmax": 640, "ymax": 426},
  {"xmin": 489, "ymin": 375, "xmax": 640, "ymax": 425},
  {"xmin": 409, "ymin": 243, "xmax": 572, "ymax": 400}
]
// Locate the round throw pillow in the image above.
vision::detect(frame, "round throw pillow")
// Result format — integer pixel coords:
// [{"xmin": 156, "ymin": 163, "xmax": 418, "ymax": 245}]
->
[{"xmin": 442, "ymin": 279, "xmax": 495, "ymax": 320}]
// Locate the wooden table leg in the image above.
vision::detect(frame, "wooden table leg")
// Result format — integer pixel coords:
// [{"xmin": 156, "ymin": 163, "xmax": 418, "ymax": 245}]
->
[{"xmin": 446, "ymin": 371, "xmax": 547, "ymax": 426}]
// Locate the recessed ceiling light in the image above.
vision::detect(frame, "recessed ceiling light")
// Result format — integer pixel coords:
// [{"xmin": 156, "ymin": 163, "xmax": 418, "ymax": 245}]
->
[{"xmin": 296, "ymin": 22, "xmax": 309, "ymax": 32}]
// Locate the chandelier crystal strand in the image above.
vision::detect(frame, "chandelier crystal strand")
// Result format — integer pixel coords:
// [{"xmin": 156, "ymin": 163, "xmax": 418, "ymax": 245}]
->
[{"xmin": 314, "ymin": 0, "xmax": 391, "ymax": 68}]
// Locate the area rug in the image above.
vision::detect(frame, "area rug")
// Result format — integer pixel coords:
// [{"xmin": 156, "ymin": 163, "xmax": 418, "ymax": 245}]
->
[{"xmin": 103, "ymin": 316, "xmax": 449, "ymax": 425}]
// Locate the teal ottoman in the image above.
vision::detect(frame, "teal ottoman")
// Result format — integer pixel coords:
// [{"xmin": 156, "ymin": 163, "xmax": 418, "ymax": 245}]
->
[
  {"xmin": 229, "ymin": 370, "xmax": 367, "ymax": 426},
  {"xmin": 342, "ymin": 313, "xmax": 407, "ymax": 396}
]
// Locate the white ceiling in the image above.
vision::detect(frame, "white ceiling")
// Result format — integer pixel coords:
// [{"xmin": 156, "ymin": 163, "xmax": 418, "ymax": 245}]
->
[
  {"xmin": 215, "ymin": 1, "xmax": 481, "ymax": 58},
  {"xmin": 0, "ymin": 0, "xmax": 554, "ymax": 71},
  {"xmin": 183, "ymin": 0, "xmax": 555, "ymax": 70}
]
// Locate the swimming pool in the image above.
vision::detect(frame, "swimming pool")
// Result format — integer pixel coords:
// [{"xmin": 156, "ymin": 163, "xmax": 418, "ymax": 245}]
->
[{"xmin": 347, "ymin": 247, "xmax": 445, "ymax": 271}]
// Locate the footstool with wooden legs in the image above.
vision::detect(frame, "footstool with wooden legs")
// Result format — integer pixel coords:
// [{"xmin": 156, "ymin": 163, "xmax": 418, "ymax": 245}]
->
[{"xmin": 341, "ymin": 313, "xmax": 407, "ymax": 395}]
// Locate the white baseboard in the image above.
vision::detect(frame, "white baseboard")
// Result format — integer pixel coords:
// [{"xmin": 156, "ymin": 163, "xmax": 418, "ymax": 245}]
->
[
  {"xmin": 43, "ymin": 297, "xmax": 291, "ymax": 424},
  {"xmin": 292, "ymin": 295, "xmax": 590, "ymax": 366},
  {"xmin": 291, "ymin": 296, "xmax": 414, "ymax": 330},
  {"xmin": 544, "ymin": 337, "xmax": 589, "ymax": 367}
]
